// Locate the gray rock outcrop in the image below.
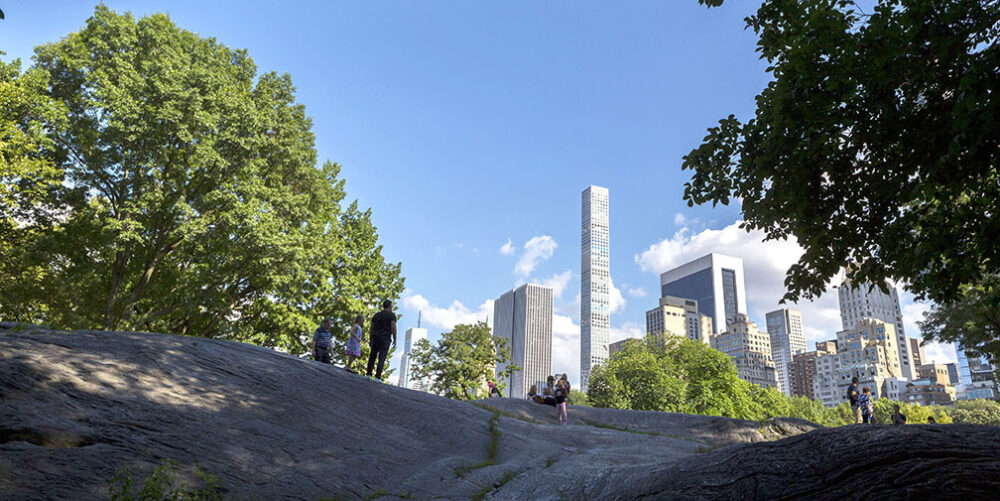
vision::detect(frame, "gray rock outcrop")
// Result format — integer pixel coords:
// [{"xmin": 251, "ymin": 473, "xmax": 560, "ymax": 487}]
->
[{"xmin": 2, "ymin": 324, "xmax": 998, "ymax": 500}]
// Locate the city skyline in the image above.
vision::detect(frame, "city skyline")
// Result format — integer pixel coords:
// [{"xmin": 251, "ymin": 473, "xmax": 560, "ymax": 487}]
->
[{"xmin": 12, "ymin": 3, "xmax": 957, "ymax": 387}]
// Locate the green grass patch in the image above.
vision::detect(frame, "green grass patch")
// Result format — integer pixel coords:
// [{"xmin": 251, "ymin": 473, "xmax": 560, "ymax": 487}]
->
[
  {"xmin": 580, "ymin": 419, "xmax": 660, "ymax": 436},
  {"xmin": 470, "ymin": 470, "xmax": 519, "ymax": 501},
  {"xmin": 454, "ymin": 411, "xmax": 503, "ymax": 478},
  {"xmin": 467, "ymin": 401, "xmax": 543, "ymax": 424}
]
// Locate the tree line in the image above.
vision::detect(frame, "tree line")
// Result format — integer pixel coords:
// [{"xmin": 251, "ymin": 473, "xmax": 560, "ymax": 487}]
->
[{"xmin": 0, "ymin": 5, "xmax": 403, "ymax": 355}]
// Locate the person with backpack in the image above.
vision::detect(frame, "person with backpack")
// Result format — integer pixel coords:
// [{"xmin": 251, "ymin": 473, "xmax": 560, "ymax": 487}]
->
[
  {"xmin": 554, "ymin": 377, "xmax": 569, "ymax": 424},
  {"xmin": 344, "ymin": 314, "xmax": 364, "ymax": 373},
  {"xmin": 846, "ymin": 377, "xmax": 862, "ymax": 424},
  {"xmin": 487, "ymin": 381, "xmax": 503, "ymax": 398},
  {"xmin": 312, "ymin": 318, "xmax": 334, "ymax": 363},
  {"xmin": 858, "ymin": 387, "xmax": 874, "ymax": 424},
  {"xmin": 366, "ymin": 299, "xmax": 397, "ymax": 381}
]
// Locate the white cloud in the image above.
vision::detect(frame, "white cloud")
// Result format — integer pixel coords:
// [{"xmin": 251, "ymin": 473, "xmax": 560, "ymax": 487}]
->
[
  {"xmin": 673, "ymin": 213, "xmax": 688, "ymax": 226},
  {"xmin": 499, "ymin": 239, "xmax": 515, "ymax": 256},
  {"xmin": 610, "ymin": 322, "xmax": 644, "ymax": 344},
  {"xmin": 551, "ymin": 313, "xmax": 581, "ymax": 382},
  {"xmin": 900, "ymin": 291, "xmax": 956, "ymax": 365},
  {"xmin": 633, "ymin": 220, "xmax": 842, "ymax": 349},
  {"xmin": 609, "ymin": 279, "xmax": 626, "ymax": 314},
  {"xmin": 627, "ymin": 287, "xmax": 648, "ymax": 298},
  {"xmin": 538, "ymin": 270, "xmax": 573, "ymax": 298},
  {"xmin": 515, "ymin": 235, "xmax": 558, "ymax": 277},
  {"xmin": 400, "ymin": 293, "xmax": 493, "ymax": 331}
]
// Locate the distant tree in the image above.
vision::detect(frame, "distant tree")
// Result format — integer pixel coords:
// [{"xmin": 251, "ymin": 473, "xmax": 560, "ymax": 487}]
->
[
  {"xmin": 919, "ymin": 278, "xmax": 1000, "ymax": 367},
  {"xmin": 950, "ymin": 399, "xmax": 1000, "ymax": 426},
  {"xmin": 588, "ymin": 336, "xmax": 761, "ymax": 418},
  {"xmin": 872, "ymin": 398, "xmax": 953, "ymax": 424},
  {"xmin": 408, "ymin": 321, "xmax": 517, "ymax": 400},
  {"xmin": 0, "ymin": 56, "xmax": 67, "ymax": 322},
  {"xmin": 0, "ymin": 6, "xmax": 403, "ymax": 352},
  {"xmin": 567, "ymin": 389, "xmax": 590, "ymax": 407},
  {"xmin": 689, "ymin": 0, "xmax": 1000, "ymax": 358}
]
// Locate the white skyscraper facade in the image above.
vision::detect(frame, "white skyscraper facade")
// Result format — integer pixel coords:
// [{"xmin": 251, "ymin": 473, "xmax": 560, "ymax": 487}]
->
[
  {"xmin": 581, "ymin": 185, "xmax": 610, "ymax": 392},
  {"xmin": 493, "ymin": 283, "xmax": 554, "ymax": 399},
  {"xmin": 398, "ymin": 326, "xmax": 427, "ymax": 390},
  {"xmin": 838, "ymin": 280, "xmax": 914, "ymax": 379},
  {"xmin": 765, "ymin": 308, "xmax": 807, "ymax": 396},
  {"xmin": 659, "ymin": 253, "xmax": 747, "ymax": 334}
]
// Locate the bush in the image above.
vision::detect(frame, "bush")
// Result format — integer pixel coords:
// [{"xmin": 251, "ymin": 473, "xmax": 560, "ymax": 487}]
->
[
  {"xmin": 950, "ymin": 399, "xmax": 1000, "ymax": 426},
  {"xmin": 109, "ymin": 461, "xmax": 224, "ymax": 501}
]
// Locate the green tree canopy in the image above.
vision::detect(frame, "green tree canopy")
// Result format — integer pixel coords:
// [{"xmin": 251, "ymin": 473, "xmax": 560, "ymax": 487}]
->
[
  {"xmin": 0, "ymin": 6, "xmax": 403, "ymax": 353},
  {"xmin": 689, "ymin": 0, "xmax": 1000, "ymax": 357},
  {"xmin": 408, "ymin": 321, "xmax": 517, "ymax": 400}
]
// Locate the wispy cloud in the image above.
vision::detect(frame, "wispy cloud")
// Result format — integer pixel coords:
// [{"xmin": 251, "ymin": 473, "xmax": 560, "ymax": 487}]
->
[
  {"xmin": 539, "ymin": 270, "xmax": 573, "ymax": 298},
  {"xmin": 515, "ymin": 235, "xmax": 558, "ymax": 277},
  {"xmin": 627, "ymin": 287, "xmax": 648, "ymax": 298},
  {"xmin": 499, "ymin": 238, "xmax": 515, "ymax": 256}
]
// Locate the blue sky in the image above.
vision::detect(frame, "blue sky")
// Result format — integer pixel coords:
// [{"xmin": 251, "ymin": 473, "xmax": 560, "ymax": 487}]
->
[{"xmin": 2, "ymin": 1, "xmax": 954, "ymax": 381}]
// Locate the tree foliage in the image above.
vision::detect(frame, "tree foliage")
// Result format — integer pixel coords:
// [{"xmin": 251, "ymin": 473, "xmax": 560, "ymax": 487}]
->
[
  {"xmin": 919, "ymin": 277, "xmax": 1000, "ymax": 366},
  {"xmin": 0, "ymin": 6, "xmax": 403, "ymax": 353},
  {"xmin": 408, "ymin": 321, "xmax": 517, "ymax": 400},
  {"xmin": 949, "ymin": 399, "xmax": 1000, "ymax": 426},
  {"xmin": 689, "ymin": 0, "xmax": 1000, "ymax": 356},
  {"xmin": 587, "ymin": 336, "xmax": 967, "ymax": 427}
]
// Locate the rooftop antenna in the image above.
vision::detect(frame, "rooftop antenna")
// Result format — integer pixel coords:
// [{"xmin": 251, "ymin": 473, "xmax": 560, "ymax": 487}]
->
[{"xmin": 418, "ymin": 311, "xmax": 422, "ymax": 328}]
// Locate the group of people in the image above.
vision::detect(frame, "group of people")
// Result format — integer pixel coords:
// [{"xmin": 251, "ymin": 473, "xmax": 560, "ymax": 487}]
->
[
  {"xmin": 527, "ymin": 374, "xmax": 571, "ymax": 424},
  {"xmin": 846, "ymin": 376, "xmax": 919, "ymax": 425},
  {"xmin": 310, "ymin": 299, "xmax": 397, "ymax": 381}
]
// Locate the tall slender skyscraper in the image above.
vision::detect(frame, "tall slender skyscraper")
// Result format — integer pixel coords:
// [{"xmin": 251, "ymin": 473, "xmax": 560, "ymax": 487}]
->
[
  {"xmin": 659, "ymin": 253, "xmax": 747, "ymax": 334},
  {"xmin": 581, "ymin": 185, "xmax": 610, "ymax": 392},
  {"xmin": 398, "ymin": 319, "xmax": 427, "ymax": 390},
  {"xmin": 493, "ymin": 283, "xmax": 554, "ymax": 398},
  {"xmin": 838, "ymin": 279, "xmax": 913, "ymax": 379},
  {"xmin": 765, "ymin": 308, "xmax": 807, "ymax": 396}
]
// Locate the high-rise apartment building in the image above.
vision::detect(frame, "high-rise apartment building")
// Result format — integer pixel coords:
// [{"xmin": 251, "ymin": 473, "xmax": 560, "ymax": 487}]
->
[
  {"xmin": 814, "ymin": 319, "xmax": 901, "ymax": 407},
  {"xmin": 838, "ymin": 279, "xmax": 914, "ymax": 379},
  {"xmin": 945, "ymin": 363, "xmax": 959, "ymax": 386},
  {"xmin": 660, "ymin": 254, "xmax": 747, "ymax": 334},
  {"xmin": 645, "ymin": 296, "xmax": 713, "ymax": 344},
  {"xmin": 766, "ymin": 308, "xmax": 807, "ymax": 396},
  {"xmin": 398, "ymin": 325, "xmax": 428, "ymax": 390},
  {"xmin": 710, "ymin": 313, "xmax": 777, "ymax": 388},
  {"xmin": 493, "ymin": 283, "xmax": 553, "ymax": 399},
  {"xmin": 909, "ymin": 338, "xmax": 927, "ymax": 368},
  {"xmin": 917, "ymin": 363, "xmax": 951, "ymax": 385},
  {"xmin": 581, "ymin": 185, "xmax": 610, "ymax": 392},
  {"xmin": 789, "ymin": 341, "xmax": 837, "ymax": 399},
  {"xmin": 954, "ymin": 342, "xmax": 997, "ymax": 400}
]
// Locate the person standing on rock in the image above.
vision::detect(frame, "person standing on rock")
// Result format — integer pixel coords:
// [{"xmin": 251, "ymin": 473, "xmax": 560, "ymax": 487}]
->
[
  {"xmin": 858, "ymin": 387, "xmax": 873, "ymax": 424},
  {"xmin": 344, "ymin": 314, "xmax": 364, "ymax": 373},
  {"xmin": 847, "ymin": 377, "xmax": 862, "ymax": 424},
  {"xmin": 366, "ymin": 299, "xmax": 396, "ymax": 381},
  {"xmin": 554, "ymin": 377, "xmax": 569, "ymax": 424},
  {"xmin": 312, "ymin": 318, "xmax": 334, "ymax": 363}
]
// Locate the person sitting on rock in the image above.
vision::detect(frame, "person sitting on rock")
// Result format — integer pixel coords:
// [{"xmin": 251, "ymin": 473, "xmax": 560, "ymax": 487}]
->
[
  {"xmin": 858, "ymin": 387, "xmax": 873, "ymax": 424},
  {"xmin": 892, "ymin": 405, "xmax": 907, "ymax": 425},
  {"xmin": 927, "ymin": 416, "xmax": 937, "ymax": 424},
  {"xmin": 542, "ymin": 375, "xmax": 557, "ymax": 406},
  {"xmin": 344, "ymin": 314, "xmax": 363, "ymax": 373},
  {"xmin": 528, "ymin": 384, "xmax": 538, "ymax": 399},
  {"xmin": 312, "ymin": 318, "xmax": 333, "ymax": 363}
]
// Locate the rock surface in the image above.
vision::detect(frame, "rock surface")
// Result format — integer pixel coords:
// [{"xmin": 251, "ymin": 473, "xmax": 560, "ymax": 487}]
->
[{"xmin": 2, "ymin": 324, "xmax": 999, "ymax": 500}]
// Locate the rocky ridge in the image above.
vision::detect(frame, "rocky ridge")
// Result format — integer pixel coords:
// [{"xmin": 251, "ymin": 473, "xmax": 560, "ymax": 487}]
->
[{"xmin": 1, "ymin": 324, "xmax": 998, "ymax": 500}]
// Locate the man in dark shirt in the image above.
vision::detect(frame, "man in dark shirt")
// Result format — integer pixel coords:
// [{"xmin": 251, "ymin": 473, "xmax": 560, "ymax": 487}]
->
[
  {"xmin": 847, "ymin": 377, "xmax": 861, "ymax": 424},
  {"xmin": 366, "ymin": 299, "xmax": 397, "ymax": 380}
]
